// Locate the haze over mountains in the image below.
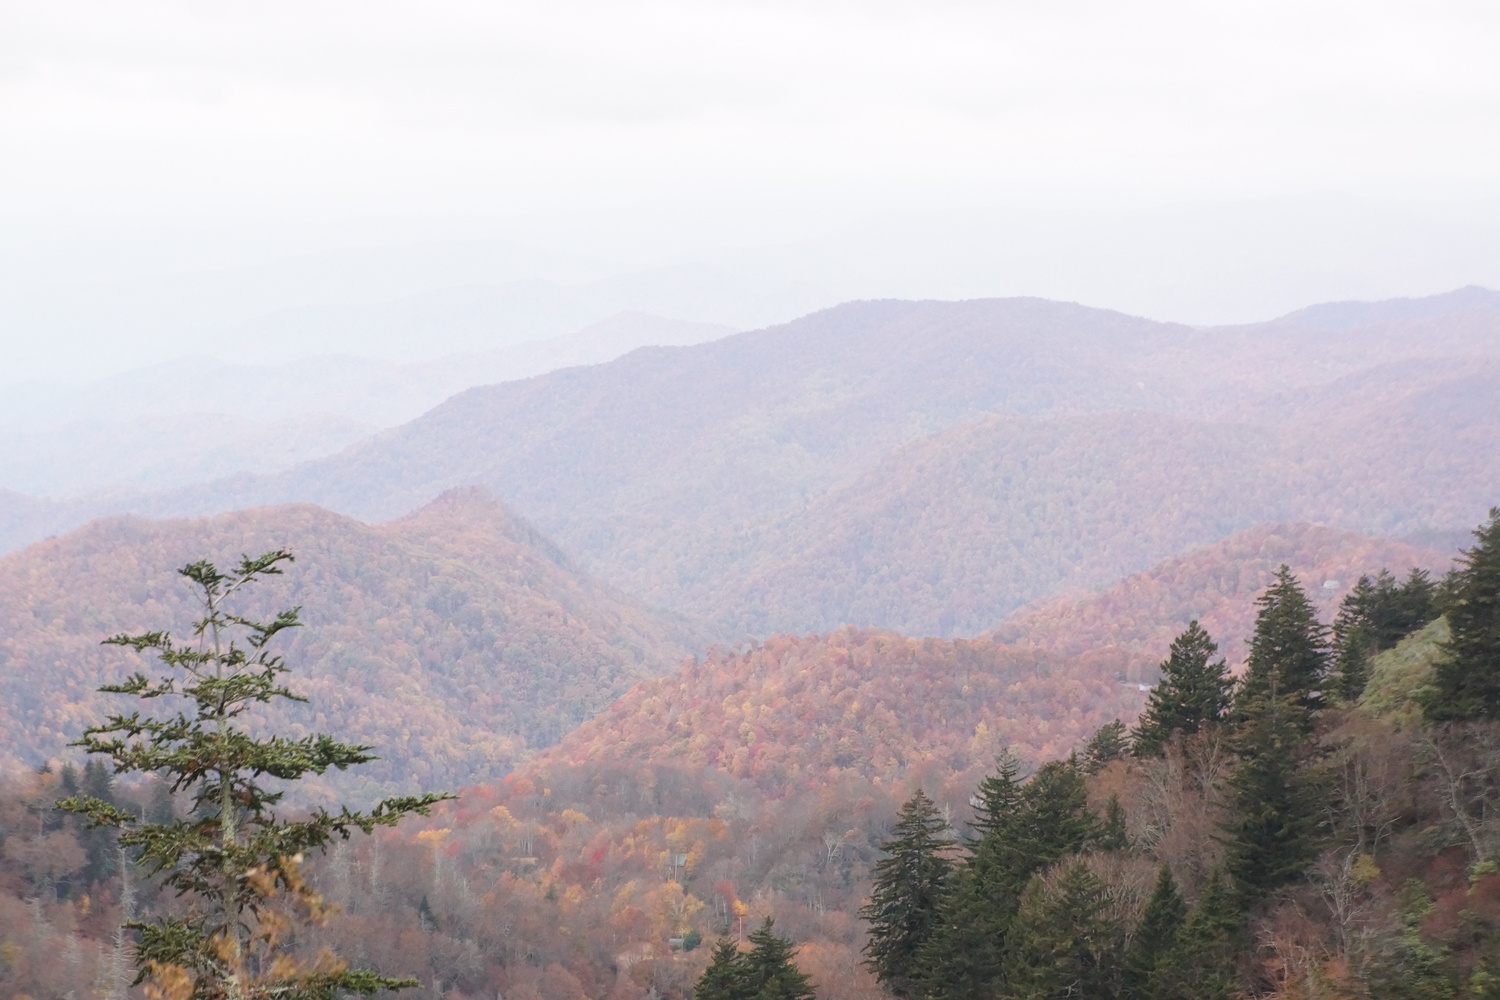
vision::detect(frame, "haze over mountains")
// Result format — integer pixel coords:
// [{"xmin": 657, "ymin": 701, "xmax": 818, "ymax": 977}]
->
[
  {"xmin": 7, "ymin": 286, "xmax": 1488, "ymax": 638},
  {"xmin": 0, "ymin": 312, "xmax": 732, "ymax": 501}
]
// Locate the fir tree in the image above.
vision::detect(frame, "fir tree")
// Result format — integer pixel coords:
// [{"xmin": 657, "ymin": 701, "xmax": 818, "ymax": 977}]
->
[
  {"xmin": 1222, "ymin": 681, "xmax": 1325, "ymax": 898},
  {"xmin": 914, "ymin": 758, "xmax": 1097, "ymax": 1000},
  {"xmin": 914, "ymin": 754, "xmax": 1025, "ymax": 1000},
  {"xmin": 1424, "ymin": 509, "xmax": 1500, "ymax": 722},
  {"xmin": 695, "ymin": 939, "xmax": 748, "ymax": 1000},
  {"xmin": 1000, "ymin": 862, "xmax": 1122, "ymax": 1000},
  {"xmin": 1082, "ymin": 720, "xmax": 1130, "ymax": 774},
  {"xmin": 1234, "ymin": 566, "xmax": 1330, "ymax": 724},
  {"xmin": 1145, "ymin": 869, "xmax": 1241, "ymax": 1000},
  {"xmin": 58, "ymin": 550, "xmax": 452, "ymax": 1000},
  {"xmin": 742, "ymin": 919, "xmax": 817, "ymax": 1000},
  {"xmin": 1094, "ymin": 794, "xmax": 1130, "ymax": 853},
  {"xmin": 1122, "ymin": 865, "xmax": 1185, "ymax": 1000},
  {"xmin": 968, "ymin": 749, "xmax": 1025, "ymax": 844},
  {"xmin": 861, "ymin": 789, "xmax": 956, "ymax": 997},
  {"xmin": 1332, "ymin": 568, "xmax": 1439, "ymax": 703},
  {"xmin": 1131, "ymin": 622, "xmax": 1233, "ymax": 757}
]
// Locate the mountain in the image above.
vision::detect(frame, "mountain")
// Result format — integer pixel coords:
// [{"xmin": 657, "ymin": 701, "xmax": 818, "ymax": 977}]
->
[
  {"xmin": 0, "ymin": 312, "xmax": 734, "ymax": 499},
  {"xmin": 989, "ymin": 521, "xmax": 1453, "ymax": 682},
  {"xmin": 0, "ymin": 488, "xmax": 702, "ymax": 801},
  {"xmin": 536, "ymin": 521, "xmax": 1450, "ymax": 798},
  {"xmin": 5, "ymin": 291, "xmax": 1497, "ymax": 637},
  {"xmin": 539, "ymin": 627, "xmax": 1142, "ymax": 794}
]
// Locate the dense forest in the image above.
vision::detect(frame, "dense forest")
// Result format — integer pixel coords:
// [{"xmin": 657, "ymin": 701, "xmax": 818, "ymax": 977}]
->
[
  {"xmin": 0, "ymin": 487, "xmax": 700, "ymax": 800},
  {"xmin": 3, "ymin": 509, "xmax": 1498, "ymax": 999}
]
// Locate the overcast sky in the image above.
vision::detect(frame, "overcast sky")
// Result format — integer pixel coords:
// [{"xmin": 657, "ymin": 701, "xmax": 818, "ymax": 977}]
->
[{"xmin": 3, "ymin": 1, "xmax": 1500, "ymax": 377}]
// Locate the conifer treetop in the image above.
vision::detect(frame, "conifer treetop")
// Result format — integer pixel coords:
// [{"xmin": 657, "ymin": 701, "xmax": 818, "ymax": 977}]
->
[{"xmin": 59, "ymin": 549, "xmax": 453, "ymax": 1000}]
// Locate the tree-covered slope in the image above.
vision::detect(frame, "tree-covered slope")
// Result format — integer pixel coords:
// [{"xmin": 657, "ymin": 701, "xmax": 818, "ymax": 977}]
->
[
  {"xmin": 0, "ymin": 487, "xmax": 701, "ymax": 800},
  {"xmin": 8, "ymin": 291, "xmax": 1498, "ymax": 638}
]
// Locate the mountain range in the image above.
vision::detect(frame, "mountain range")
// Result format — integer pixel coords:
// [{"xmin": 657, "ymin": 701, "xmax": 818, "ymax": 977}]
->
[{"xmin": 15, "ymin": 286, "xmax": 1488, "ymax": 638}]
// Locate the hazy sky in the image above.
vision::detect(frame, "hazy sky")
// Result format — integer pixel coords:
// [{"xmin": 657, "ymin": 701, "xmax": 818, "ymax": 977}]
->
[{"xmin": 3, "ymin": 1, "xmax": 1500, "ymax": 378}]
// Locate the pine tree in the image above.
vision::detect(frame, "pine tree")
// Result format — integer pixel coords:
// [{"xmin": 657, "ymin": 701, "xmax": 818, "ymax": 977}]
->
[
  {"xmin": 1122, "ymin": 865, "xmax": 1185, "ymax": 1000},
  {"xmin": 1083, "ymin": 720, "xmax": 1130, "ymax": 774},
  {"xmin": 914, "ymin": 758, "xmax": 1098, "ymax": 1000},
  {"xmin": 1222, "ymin": 681, "xmax": 1325, "ymax": 898},
  {"xmin": 1424, "ymin": 509, "xmax": 1500, "ymax": 722},
  {"xmin": 1010, "ymin": 760, "xmax": 1096, "ymax": 868},
  {"xmin": 694, "ymin": 939, "xmax": 748, "ymax": 1000},
  {"xmin": 1145, "ymin": 869, "xmax": 1241, "ymax": 1000},
  {"xmin": 1094, "ymin": 794, "xmax": 1130, "ymax": 853},
  {"xmin": 1131, "ymin": 622, "xmax": 1233, "ymax": 757},
  {"xmin": 861, "ymin": 789, "xmax": 956, "ymax": 997},
  {"xmin": 914, "ymin": 755, "xmax": 1025, "ymax": 1000},
  {"xmin": 1332, "ymin": 576, "xmax": 1379, "ymax": 703},
  {"xmin": 1333, "ymin": 568, "xmax": 1439, "ymax": 703},
  {"xmin": 742, "ymin": 919, "xmax": 817, "ymax": 1000},
  {"xmin": 1000, "ymin": 862, "xmax": 1122, "ymax": 1000},
  {"xmin": 58, "ymin": 551, "xmax": 452, "ymax": 1000},
  {"xmin": 1234, "ymin": 566, "xmax": 1330, "ymax": 724}
]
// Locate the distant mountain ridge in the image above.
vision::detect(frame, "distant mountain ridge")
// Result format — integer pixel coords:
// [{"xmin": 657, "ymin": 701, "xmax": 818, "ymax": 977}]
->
[
  {"xmin": 0, "ymin": 312, "xmax": 734, "ymax": 500},
  {"xmin": 0, "ymin": 487, "xmax": 702, "ymax": 801},
  {"xmin": 537, "ymin": 521, "xmax": 1450, "ymax": 793},
  {"xmin": 4, "ymin": 289, "xmax": 1497, "ymax": 638}
]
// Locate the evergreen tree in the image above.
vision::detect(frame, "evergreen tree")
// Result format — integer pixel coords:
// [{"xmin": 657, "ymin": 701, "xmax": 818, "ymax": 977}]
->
[
  {"xmin": 1424, "ymin": 509, "xmax": 1500, "ymax": 722},
  {"xmin": 695, "ymin": 939, "xmax": 748, "ymax": 1000},
  {"xmin": 58, "ymin": 551, "xmax": 451, "ymax": 1000},
  {"xmin": 914, "ymin": 755, "xmax": 1025, "ymax": 1000},
  {"xmin": 1001, "ymin": 862, "xmax": 1122, "ymax": 1000},
  {"xmin": 1122, "ymin": 865, "xmax": 1185, "ymax": 1000},
  {"xmin": 742, "ymin": 919, "xmax": 817, "ymax": 1000},
  {"xmin": 1333, "ymin": 568, "xmax": 1439, "ymax": 703},
  {"xmin": 1083, "ymin": 720, "xmax": 1130, "ymax": 774},
  {"xmin": 1011, "ymin": 760, "xmax": 1097, "ymax": 869},
  {"xmin": 968, "ymin": 749, "xmax": 1025, "ymax": 843},
  {"xmin": 1131, "ymin": 622, "xmax": 1233, "ymax": 757},
  {"xmin": 1233, "ymin": 566, "xmax": 1330, "ymax": 724},
  {"xmin": 1094, "ymin": 795, "xmax": 1130, "ymax": 853},
  {"xmin": 861, "ymin": 789, "xmax": 956, "ymax": 997},
  {"xmin": 1332, "ymin": 577, "xmax": 1379, "ymax": 703},
  {"xmin": 1222, "ymin": 681, "xmax": 1325, "ymax": 898},
  {"xmin": 914, "ymin": 759, "xmax": 1097, "ymax": 1000},
  {"xmin": 79, "ymin": 758, "xmax": 119, "ymax": 885},
  {"xmin": 1394, "ymin": 568, "xmax": 1439, "ymax": 642},
  {"xmin": 1144, "ymin": 869, "xmax": 1241, "ymax": 1000}
]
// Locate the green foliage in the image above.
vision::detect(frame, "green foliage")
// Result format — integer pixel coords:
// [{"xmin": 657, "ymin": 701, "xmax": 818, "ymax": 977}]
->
[
  {"xmin": 1223, "ymin": 681, "xmax": 1326, "ymax": 898},
  {"xmin": 1333, "ymin": 569, "xmax": 1440, "ymax": 702},
  {"xmin": 692, "ymin": 921, "xmax": 816, "ymax": 1000},
  {"xmin": 1144, "ymin": 869, "xmax": 1241, "ymax": 1000},
  {"xmin": 1000, "ymin": 861, "xmax": 1122, "ymax": 1000},
  {"xmin": 1234, "ymin": 565, "xmax": 1330, "ymax": 724},
  {"xmin": 1122, "ymin": 865, "xmax": 1185, "ymax": 999},
  {"xmin": 914, "ymin": 757, "xmax": 1099, "ymax": 1000},
  {"xmin": 57, "ymin": 550, "xmax": 452, "ymax": 1000},
  {"xmin": 1132, "ymin": 621, "xmax": 1233, "ymax": 757},
  {"xmin": 860, "ymin": 789, "xmax": 956, "ymax": 997},
  {"xmin": 1082, "ymin": 720, "xmax": 1129, "ymax": 774},
  {"xmin": 1226, "ymin": 690, "xmax": 1326, "ymax": 897},
  {"xmin": 1424, "ymin": 509, "xmax": 1500, "ymax": 722},
  {"xmin": 1095, "ymin": 794, "xmax": 1129, "ymax": 853},
  {"xmin": 1360, "ymin": 617, "xmax": 1449, "ymax": 720},
  {"xmin": 696, "ymin": 939, "xmax": 750, "ymax": 1000}
]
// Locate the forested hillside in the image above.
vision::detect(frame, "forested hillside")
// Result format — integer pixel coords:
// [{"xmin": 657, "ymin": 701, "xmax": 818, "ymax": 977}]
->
[
  {"xmin": 38, "ymin": 289, "xmax": 1486, "ymax": 639},
  {"xmin": 1, "ymin": 508, "xmax": 1493, "ymax": 1000},
  {"xmin": 0, "ymin": 487, "xmax": 700, "ymax": 799}
]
